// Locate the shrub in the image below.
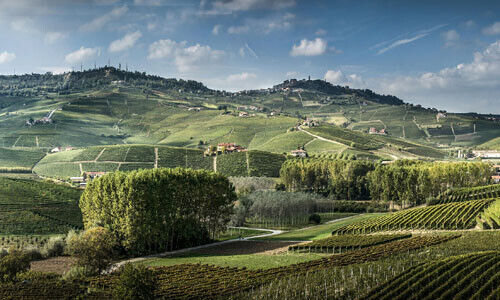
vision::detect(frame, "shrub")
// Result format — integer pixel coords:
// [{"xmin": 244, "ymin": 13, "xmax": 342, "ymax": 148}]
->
[
  {"xmin": 113, "ymin": 263, "xmax": 157, "ymax": 300},
  {"xmin": 42, "ymin": 236, "xmax": 65, "ymax": 258},
  {"xmin": 0, "ymin": 249, "xmax": 30, "ymax": 282},
  {"xmin": 308, "ymin": 213, "xmax": 321, "ymax": 224},
  {"xmin": 62, "ymin": 266, "xmax": 95, "ymax": 281},
  {"xmin": 24, "ymin": 246, "xmax": 43, "ymax": 261},
  {"xmin": 66, "ymin": 227, "xmax": 116, "ymax": 274}
]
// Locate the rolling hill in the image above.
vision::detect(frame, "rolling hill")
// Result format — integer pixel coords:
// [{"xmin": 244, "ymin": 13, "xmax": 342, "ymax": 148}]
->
[{"xmin": 0, "ymin": 67, "xmax": 498, "ymax": 164}]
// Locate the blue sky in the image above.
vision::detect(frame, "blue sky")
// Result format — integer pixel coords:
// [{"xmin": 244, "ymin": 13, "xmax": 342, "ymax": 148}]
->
[{"xmin": 1, "ymin": 0, "xmax": 500, "ymax": 113}]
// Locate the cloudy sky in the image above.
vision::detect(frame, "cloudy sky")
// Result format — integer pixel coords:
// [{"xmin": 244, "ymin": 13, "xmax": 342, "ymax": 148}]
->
[{"xmin": 0, "ymin": 0, "xmax": 500, "ymax": 113}]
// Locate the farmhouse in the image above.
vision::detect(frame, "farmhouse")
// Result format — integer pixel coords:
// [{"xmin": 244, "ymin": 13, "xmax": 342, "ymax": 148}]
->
[
  {"xmin": 493, "ymin": 165, "xmax": 500, "ymax": 183},
  {"xmin": 472, "ymin": 150, "xmax": 500, "ymax": 159},
  {"xmin": 50, "ymin": 146, "xmax": 75, "ymax": 153},
  {"xmin": 436, "ymin": 112, "xmax": 447, "ymax": 122},
  {"xmin": 217, "ymin": 143, "xmax": 246, "ymax": 153},
  {"xmin": 302, "ymin": 118, "xmax": 319, "ymax": 127},
  {"xmin": 239, "ymin": 112, "xmax": 249, "ymax": 117},
  {"xmin": 369, "ymin": 127, "xmax": 387, "ymax": 135},
  {"xmin": 291, "ymin": 149, "xmax": 308, "ymax": 158}
]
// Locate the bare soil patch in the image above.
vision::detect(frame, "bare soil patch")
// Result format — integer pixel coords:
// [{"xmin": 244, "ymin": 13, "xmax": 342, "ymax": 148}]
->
[{"xmin": 30, "ymin": 256, "xmax": 76, "ymax": 275}]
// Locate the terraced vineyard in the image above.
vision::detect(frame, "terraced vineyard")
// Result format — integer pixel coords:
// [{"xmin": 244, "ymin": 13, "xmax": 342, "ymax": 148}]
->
[
  {"xmin": 362, "ymin": 251, "xmax": 500, "ymax": 300},
  {"xmin": 0, "ymin": 147, "xmax": 46, "ymax": 172},
  {"xmin": 87, "ymin": 235, "xmax": 456, "ymax": 299},
  {"xmin": 333, "ymin": 199, "xmax": 494, "ymax": 234},
  {"xmin": 288, "ymin": 234, "xmax": 411, "ymax": 253},
  {"xmin": 478, "ymin": 199, "xmax": 500, "ymax": 229},
  {"xmin": 437, "ymin": 184, "xmax": 500, "ymax": 204}
]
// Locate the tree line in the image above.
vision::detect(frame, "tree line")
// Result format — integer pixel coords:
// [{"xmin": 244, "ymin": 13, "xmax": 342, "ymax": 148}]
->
[{"xmin": 280, "ymin": 159, "xmax": 492, "ymax": 207}]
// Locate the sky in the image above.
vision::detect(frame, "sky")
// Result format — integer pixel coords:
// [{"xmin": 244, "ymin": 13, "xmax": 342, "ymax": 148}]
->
[{"xmin": 0, "ymin": 0, "xmax": 500, "ymax": 114}]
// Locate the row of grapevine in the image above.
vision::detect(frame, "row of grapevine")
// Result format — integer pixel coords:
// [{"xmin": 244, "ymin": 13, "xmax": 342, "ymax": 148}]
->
[
  {"xmin": 88, "ymin": 235, "xmax": 457, "ymax": 299},
  {"xmin": 437, "ymin": 184, "xmax": 500, "ymax": 204},
  {"xmin": 333, "ymin": 199, "xmax": 494, "ymax": 235},
  {"xmin": 362, "ymin": 251, "xmax": 500, "ymax": 300},
  {"xmin": 477, "ymin": 199, "xmax": 500, "ymax": 229},
  {"xmin": 288, "ymin": 234, "xmax": 411, "ymax": 253}
]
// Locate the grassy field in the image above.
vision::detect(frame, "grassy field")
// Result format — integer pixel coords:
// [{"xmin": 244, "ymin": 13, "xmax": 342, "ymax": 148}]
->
[{"xmin": 258, "ymin": 213, "xmax": 383, "ymax": 241}]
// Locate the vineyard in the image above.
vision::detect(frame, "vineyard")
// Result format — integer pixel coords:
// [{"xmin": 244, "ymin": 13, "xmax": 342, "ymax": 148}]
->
[
  {"xmin": 86, "ymin": 235, "xmax": 456, "ymax": 299},
  {"xmin": 0, "ymin": 177, "xmax": 82, "ymax": 234},
  {"xmin": 362, "ymin": 251, "xmax": 500, "ymax": 300},
  {"xmin": 0, "ymin": 147, "xmax": 46, "ymax": 170},
  {"xmin": 333, "ymin": 199, "xmax": 494, "ymax": 235},
  {"xmin": 33, "ymin": 145, "xmax": 285, "ymax": 179},
  {"xmin": 437, "ymin": 184, "xmax": 500, "ymax": 204},
  {"xmin": 288, "ymin": 234, "xmax": 412, "ymax": 253}
]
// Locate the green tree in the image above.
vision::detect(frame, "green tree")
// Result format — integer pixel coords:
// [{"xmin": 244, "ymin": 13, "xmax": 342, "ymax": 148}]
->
[{"xmin": 113, "ymin": 264, "xmax": 157, "ymax": 300}]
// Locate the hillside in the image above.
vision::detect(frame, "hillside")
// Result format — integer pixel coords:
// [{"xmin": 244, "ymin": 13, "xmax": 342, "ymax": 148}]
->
[
  {"xmin": 0, "ymin": 67, "xmax": 498, "ymax": 160},
  {"xmin": 34, "ymin": 145, "xmax": 286, "ymax": 179}
]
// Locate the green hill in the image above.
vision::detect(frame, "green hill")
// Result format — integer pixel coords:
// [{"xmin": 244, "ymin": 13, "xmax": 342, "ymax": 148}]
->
[
  {"xmin": 0, "ymin": 67, "xmax": 499, "ymax": 159},
  {"xmin": 34, "ymin": 145, "xmax": 286, "ymax": 179}
]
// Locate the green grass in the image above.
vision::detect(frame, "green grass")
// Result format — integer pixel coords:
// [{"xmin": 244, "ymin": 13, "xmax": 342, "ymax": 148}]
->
[
  {"xmin": 259, "ymin": 213, "xmax": 383, "ymax": 241},
  {"xmin": 216, "ymin": 228, "xmax": 272, "ymax": 241},
  {"xmin": 143, "ymin": 252, "xmax": 327, "ymax": 270}
]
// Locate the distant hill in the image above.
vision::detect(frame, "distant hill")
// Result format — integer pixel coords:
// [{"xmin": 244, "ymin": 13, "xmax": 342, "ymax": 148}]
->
[
  {"xmin": 271, "ymin": 79, "xmax": 404, "ymax": 106},
  {"xmin": 0, "ymin": 68, "xmax": 498, "ymax": 160}
]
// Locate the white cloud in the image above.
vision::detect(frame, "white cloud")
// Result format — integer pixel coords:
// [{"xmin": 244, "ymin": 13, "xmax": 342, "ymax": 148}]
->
[
  {"xmin": 133, "ymin": 0, "xmax": 161, "ymax": 5},
  {"xmin": 108, "ymin": 31, "xmax": 142, "ymax": 52},
  {"xmin": 227, "ymin": 72, "xmax": 257, "ymax": 82},
  {"xmin": 0, "ymin": 52, "xmax": 16, "ymax": 64},
  {"xmin": 65, "ymin": 47, "xmax": 100, "ymax": 64},
  {"xmin": 286, "ymin": 71, "xmax": 298, "ymax": 78},
  {"xmin": 239, "ymin": 43, "xmax": 258, "ymax": 58},
  {"xmin": 377, "ymin": 33, "xmax": 427, "ymax": 55},
  {"xmin": 10, "ymin": 18, "xmax": 35, "ymax": 33},
  {"xmin": 148, "ymin": 39, "xmax": 225, "ymax": 72},
  {"xmin": 227, "ymin": 13, "xmax": 294, "ymax": 35},
  {"xmin": 228, "ymin": 25, "xmax": 250, "ymax": 34},
  {"xmin": 44, "ymin": 32, "xmax": 65, "ymax": 44},
  {"xmin": 290, "ymin": 38, "xmax": 327, "ymax": 56},
  {"xmin": 374, "ymin": 40, "xmax": 500, "ymax": 113},
  {"xmin": 483, "ymin": 22, "xmax": 500, "ymax": 35},
  {"xmin": 39, "ymin": 66, "xmax": 71, "ymax": 74},
  {"xmin": 464, "ymin": 20, "xmax": 475, "ymax": 28},
  {"xmin": 315, "ymin": 29, "xmax": 327, "ymax": 36},
  {"xmin": 324, "ymin": 70, "xmax": 364, "ymax": 88},
  {"xmin": 204, "ymin": 0, "xmax": 295, "ymax": 14},
  {"xmin": 79, "ymin": 6, "xmax": 128, "ymax": 32},
  {"xmin": 442, "ymin": 30, "xmax": 460, "ymax": 48},
  {"xmin": 212, "ymin": 25, "xmax": 221, "ymax": 35}
]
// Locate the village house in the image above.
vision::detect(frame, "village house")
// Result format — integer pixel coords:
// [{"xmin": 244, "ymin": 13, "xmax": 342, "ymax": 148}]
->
[
  {"xmin": 472, "ymin": 150, "xmax": 500, "ymax": 159},
  {"xmin": 239, "ymin": 111, "xmax": 249, "ymax": 117},
  {"xmin": 302, "ymin": 118, "xmax": 319, "ymax": 127},
  {"xmin": 436, "ymin": 112, "xmax": 447, "ymax": 122},
  {"xmin": 291, "ymin": 149, "xmax": 308, "ymax": 158},
  {"xmin": 188, "ymin": 107, "xmax": 203, "ymax": 112},
  {"xmin": 216, "ymin": 143, "xmax": 246, "ymax": 154},
  {"xmin": 50, "ymin": 146, "xmax": 75, "ymax": 153},
  {"xmin": 493, "ymin": 165, "xmax": 500, "ymax": 183},
  {"xmin": 369, "ymin": 127, "xmax": 387, "ymax": 135}
]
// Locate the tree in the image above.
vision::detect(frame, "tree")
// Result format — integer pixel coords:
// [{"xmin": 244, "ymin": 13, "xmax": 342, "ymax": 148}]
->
[
  {"xmin": 0, "ymin": 249, "xmax": 30, "ymax": 282},
  {"xmin": 79, "ymin": 168, "xmax": 236, "ymax": 255},
  {"xmin": 67, "ymin": 227, "xmax": 117, "ymax": 274},
  {"xmin": 113, "ymin": 264, "xmax": 157, "ymax": 300}
]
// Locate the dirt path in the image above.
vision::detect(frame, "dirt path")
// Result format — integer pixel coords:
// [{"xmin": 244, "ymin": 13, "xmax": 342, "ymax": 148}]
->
[
  {"xmin": 106, "ymin": 227, "xmax": 284, "ymax": 273},
  {"xmin": 94, "ymin": 148, "xmax": 106, "ymax": 161},
  {"xmin": 154, "ymin": 147, "xmax": 158, "ymax": 169},
  {"xmin": 298, "ymin": 126, "xmax": 346, "ymax": 147}
]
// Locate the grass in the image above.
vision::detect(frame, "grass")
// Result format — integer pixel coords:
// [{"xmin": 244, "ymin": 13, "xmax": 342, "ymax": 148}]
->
[
  {"xmin": 216, "ymin": 228, "xmax": 272, "ymax": 241},
  {"xmin": 143, "ymin": 252, "xmax": 327, "ymax": 270},
  {"xmin": 258, "ymin": 213, "xmax": 383, "ymax": 241}
]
